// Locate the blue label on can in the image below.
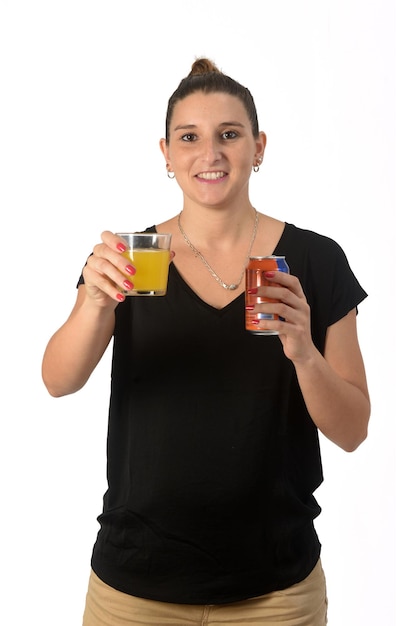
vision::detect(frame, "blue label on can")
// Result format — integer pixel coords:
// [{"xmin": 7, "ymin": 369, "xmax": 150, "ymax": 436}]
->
[{"xmin": 273, "ymin": 257, "xmax": 290, "ymax": 274}]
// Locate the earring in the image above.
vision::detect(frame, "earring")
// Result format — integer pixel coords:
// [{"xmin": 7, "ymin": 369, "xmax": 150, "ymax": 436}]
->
[
  {"xmin": 253, "ymin": 155, "xmax": 263, "ymax": 173},
  {"xmin": 167, "ymin": 170, "xmax": 175, "ymax": 179}
]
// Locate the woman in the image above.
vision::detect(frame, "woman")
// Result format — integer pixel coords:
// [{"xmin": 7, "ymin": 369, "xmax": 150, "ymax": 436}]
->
[{"xmin": 42, "ymin": 58, "xmax": 370, "ymax": 625}]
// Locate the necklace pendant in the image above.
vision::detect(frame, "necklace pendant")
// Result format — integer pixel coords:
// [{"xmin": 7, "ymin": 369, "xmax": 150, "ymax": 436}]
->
[{"xmin": 178, "ymin": 209, "xmax": 258, "ymax": 293}]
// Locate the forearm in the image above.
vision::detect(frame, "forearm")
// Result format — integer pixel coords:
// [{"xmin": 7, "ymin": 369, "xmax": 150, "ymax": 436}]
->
[
  {"xmin": 42, "ymin": 300, "xmax": 115, "ymax": 397},
  {"xmin": 294, "ymin": 347, "xmax": 370, "ymax": 452}
]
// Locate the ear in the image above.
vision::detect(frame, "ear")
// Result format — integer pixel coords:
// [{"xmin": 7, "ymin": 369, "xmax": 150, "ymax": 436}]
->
[
  {"xmin": 255, "ymin": 131, "xmax": 267, "ymax": 160},
  {"xmin": 159, "ymin": 138, "xmax": 169, "ymax": 163}
]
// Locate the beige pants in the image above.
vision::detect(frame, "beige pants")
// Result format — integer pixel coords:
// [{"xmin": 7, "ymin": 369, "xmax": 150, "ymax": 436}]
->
[{"xmin": 82, "ymin": 559, "xmax": 328, "ymax": 626}]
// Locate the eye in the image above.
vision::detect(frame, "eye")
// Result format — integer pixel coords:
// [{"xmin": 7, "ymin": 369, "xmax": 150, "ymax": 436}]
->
[
  {"xmin": 221, "ymin": 130, "xmax": 238, "ymax": 140},
  {"xmin": 181, "ymin": 133, "xmax": 197, "ymax": 142}
]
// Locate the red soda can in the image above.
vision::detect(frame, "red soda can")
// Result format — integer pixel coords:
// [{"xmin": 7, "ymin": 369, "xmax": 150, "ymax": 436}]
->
[{"xmin": 245, "ymin": 256, "xmax": 290, "ymax": 335}]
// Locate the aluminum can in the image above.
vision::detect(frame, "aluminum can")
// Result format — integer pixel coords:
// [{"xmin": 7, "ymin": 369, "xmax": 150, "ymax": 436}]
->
[{"xmin": 245, "ymin": 256, "xmax": 290, "ymax": 335}]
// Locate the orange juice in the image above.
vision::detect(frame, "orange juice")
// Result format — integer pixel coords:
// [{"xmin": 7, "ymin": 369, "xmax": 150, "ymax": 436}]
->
[{"xmin": 122, "ymin": 248, "xmax": 170, "ymax": 295}]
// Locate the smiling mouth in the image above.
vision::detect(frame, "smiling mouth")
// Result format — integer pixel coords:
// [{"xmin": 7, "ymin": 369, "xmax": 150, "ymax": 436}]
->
[{"xmin": 196, "ymin": 171, "xmax": 227, "ymax": 180}]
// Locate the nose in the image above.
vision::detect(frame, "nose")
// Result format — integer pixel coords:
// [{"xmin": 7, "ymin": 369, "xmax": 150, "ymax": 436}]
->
[{"xmin": 201, "ymin": 137, "xmax": 222, "ymax": 164}]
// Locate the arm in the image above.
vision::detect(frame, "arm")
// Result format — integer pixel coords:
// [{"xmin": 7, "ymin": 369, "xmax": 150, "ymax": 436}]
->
[
  {"xmin": 292, "ymin": 309, "xmax": 370, "ymax": 452},
  {"xmin": 252, "ymin": 272, "xmax": 370, "ymax": 452},
  {"xmin": 42, "ymin": 231, "xmax": 136, "ymax": 397},
  {"xmin": 41, "ymin": 287, "xmax": 116, "ymax": 397}
]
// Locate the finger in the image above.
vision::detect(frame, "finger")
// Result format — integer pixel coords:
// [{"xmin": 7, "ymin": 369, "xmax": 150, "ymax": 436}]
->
[
  {"xmin": 101, "ymin": 230, "xmax": 128, "ymax": 252},
  {"xmin": 254, "ymin": 302, "xmax": 291, "ymax": 320},
  {"xmin": 256, "ymin": 285, "xmax": 298, "ymax": 309},
  {"xmin": 263, "ymin": 271, "xmax": 305, "ymax": 297},
  {"xmin": 88, "ymin": 252, "xmax": 135, "ymax": 286},
  {"xmin": 92, "ymin": 238, "xmax": 137, "ymax": 277}
]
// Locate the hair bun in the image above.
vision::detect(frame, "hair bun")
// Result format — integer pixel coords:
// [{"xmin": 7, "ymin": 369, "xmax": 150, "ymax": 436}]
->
[{"xmin": 188, "ymin": 57, "xmax": 221, "ymax": 77}]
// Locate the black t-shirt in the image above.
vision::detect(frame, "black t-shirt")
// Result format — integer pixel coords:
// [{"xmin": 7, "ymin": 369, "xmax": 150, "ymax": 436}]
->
[{"xmin": 82, "ymin": 223, "xmax": 367, "ymax": 604}]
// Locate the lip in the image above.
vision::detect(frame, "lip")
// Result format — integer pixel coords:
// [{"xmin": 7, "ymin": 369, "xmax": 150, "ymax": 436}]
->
[{"xmin": 195, "ymin": 171, "xmax": 228, "ymax": 182}]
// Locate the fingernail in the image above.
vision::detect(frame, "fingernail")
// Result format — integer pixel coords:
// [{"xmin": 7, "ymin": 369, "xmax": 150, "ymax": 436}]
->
[
  {"xmin": 125, "ymin": 264, "xmax": 136, "ymax": 275},
  {"xmin": 251, "ymin": 319, "xmax": 259, "ymax": 325},
  {"xmin": 123, "ymin": 280, "xmax": 134, "ymax": 290},
  {"xmin": 247, "ymin": 288, "xmax": 258, "ymax": 295},
  {"xmin": 116, "ymin": 293, "xmax": 125, "ymax": 302},
  {"xmin": 245, "ymin": 305, "xmax": 254, "ymax": 311},
  {"xmin": 117, "ymin": 242, "xmax": 127, "ymax": 252},
  {"xmin": 264, "ymin": 271, "xmax": 275, "ymax": 278}
]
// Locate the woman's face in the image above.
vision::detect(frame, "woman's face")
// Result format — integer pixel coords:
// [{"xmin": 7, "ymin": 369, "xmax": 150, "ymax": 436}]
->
[{"xmin": 160, "ymin": 91, "xmax": 265, "ymax": 210}]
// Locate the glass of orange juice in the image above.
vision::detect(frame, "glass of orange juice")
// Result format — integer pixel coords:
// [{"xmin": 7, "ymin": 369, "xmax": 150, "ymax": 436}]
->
[{"xmin": 116, "ymin": 232, "xmax": 172, "ymax": 296}]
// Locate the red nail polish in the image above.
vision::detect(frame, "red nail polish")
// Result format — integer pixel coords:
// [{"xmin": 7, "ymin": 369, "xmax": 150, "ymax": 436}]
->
[
  {"xmin": 264, "ymin": 271, "xmax": 275, "ymax": 278},
  {"xmin": 251, "ymin": 319, "xmax": 259, "ymax": 325},
  {"xmin": 245, "ymin": 305, "xmax": 254, "ymax": 311},
  {"xmin": 116, "ymin": 292, "xmax": 125, "ymax": 302},
  {"xmin": 123, "ymin": 280, "xmax": 134, "ymax": 290},
  {"xmin": 247, "ymin": 288, "xmax": 258, "ymax": 295},
  {"xmin": 117, "ymin": 242, "xmax": 127, "ymax": 252},
  {"xmin": 125, "ymin": 264, "xmax": 136, "ymax": 275}
]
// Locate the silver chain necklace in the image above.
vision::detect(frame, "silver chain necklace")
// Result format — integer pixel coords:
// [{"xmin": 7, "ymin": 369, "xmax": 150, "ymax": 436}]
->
[{"xmin": 177, "ymin": 209, "xmax": 259, "ymax": 290}]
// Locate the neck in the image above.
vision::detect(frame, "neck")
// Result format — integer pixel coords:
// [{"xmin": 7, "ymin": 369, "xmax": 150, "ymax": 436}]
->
[
  {"xmin": 178, "ymin": 205, "xmax": 257, "ymax": 249},
  {"xmin": 177, "ymin": 208, "xmax": 259, "ymax": 291}
]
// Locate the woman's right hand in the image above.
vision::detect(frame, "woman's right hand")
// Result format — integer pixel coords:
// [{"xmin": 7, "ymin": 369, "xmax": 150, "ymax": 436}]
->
[{"xmin": 82, "ymin": 231, "xmax": 136, "ymax": 306}]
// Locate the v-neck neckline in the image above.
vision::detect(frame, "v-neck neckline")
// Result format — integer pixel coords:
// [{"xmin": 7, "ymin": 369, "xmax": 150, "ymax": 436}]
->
[
  {"xmin": 169, "ymin": 262, "xmax": 245, "ymax": 313},
  {"xmin": 167, "ymin": 222, "xmax": 290, "ymax": 313}
]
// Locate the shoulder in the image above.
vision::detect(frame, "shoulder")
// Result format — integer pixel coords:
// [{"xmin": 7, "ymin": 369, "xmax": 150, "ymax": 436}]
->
[
  {"xmin": 281, "ymin": 223, "xmax": 349, "ymax": 266},
  {"xmin": 156, "ymin": 216, "xmax": 178, "ymax": 233},
  {"xmin": 283, "ymin": 223, "xmax": 343, "ymax": 249},
  {"xmin": 280, "ymin": 223, "xmax": 364, "ymax": 299},
  {"xmin": 141, "ymin": 219, "xmax": 176, "ymax": 234}
]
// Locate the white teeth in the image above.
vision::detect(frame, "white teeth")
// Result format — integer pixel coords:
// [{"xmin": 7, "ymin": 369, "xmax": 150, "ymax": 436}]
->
[{"xmin": 197, "ymin": 171, "xmax": 226, "ymax": 180}]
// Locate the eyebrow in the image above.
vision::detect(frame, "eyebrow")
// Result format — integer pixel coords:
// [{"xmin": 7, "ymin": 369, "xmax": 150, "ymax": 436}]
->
[{"xmin": 173, "ymin": 121, "xmax": 246, "ymax": 132}]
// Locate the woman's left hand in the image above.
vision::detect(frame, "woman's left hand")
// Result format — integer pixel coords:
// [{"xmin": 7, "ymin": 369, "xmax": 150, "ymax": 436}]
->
[
  {"xmin": 252, "ymin": 271, "xmax": 371, "ymax": 452},
  {"xmin": 251, "ymin": 271, "xmax": 315, "ymax": 363}
]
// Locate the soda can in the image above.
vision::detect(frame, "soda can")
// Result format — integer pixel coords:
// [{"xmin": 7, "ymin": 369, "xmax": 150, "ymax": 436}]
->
[{"xmin": 245, "ymin": 256, "xmax": 290, "ymax": 335}]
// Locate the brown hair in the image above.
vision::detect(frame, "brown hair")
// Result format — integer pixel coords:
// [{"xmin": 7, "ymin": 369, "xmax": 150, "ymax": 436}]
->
[{"xmin": 164, "ymin": 58, "xmax": 260, "ymax": 143}]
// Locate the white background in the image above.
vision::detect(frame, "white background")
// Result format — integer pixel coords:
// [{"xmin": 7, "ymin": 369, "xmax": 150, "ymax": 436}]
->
[{"xmin": 0, "ymin": 1, "xmax": 405, "ymax": 624}]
